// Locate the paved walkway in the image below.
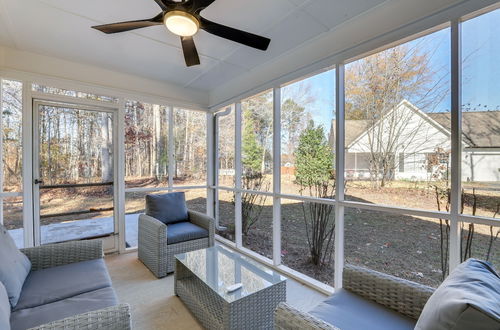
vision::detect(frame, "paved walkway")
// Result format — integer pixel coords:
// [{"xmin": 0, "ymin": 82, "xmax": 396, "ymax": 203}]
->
[{"xmin": 9, "ymin": 214, "xmax": 140, "ymax": 248}]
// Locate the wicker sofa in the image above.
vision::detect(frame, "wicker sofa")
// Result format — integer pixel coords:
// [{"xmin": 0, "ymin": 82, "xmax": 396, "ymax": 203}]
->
[
  {"xmin": 275, "ymin": 264, "xmax": 435, "ymax": 330},
  {"xmin": 138, "ymin": 210, "xmax": 215, "ymax": 278},
  {"xmin": 9, "ymin": 240, "xmax": 131, "ymax": 330}
]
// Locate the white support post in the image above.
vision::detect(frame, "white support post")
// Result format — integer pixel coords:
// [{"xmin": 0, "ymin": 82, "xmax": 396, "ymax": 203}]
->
[
  {"xmin": 22, "ymin": 81, "xmax": 34, "ymax": 247},
  {"xmin": 214, "ymin": 111, "xmax": 220, "ymax": 224},
  {"xmin": 234, "ymin": 102, "xmax": 243, "ymax": 248},
  {"xmin": 206, "ymin": 111, "xmax": 215, "ymax": 217},
  {"xmin": 116, "ymin": 98, "xmax": 126, "ymax": 253},
  {"xmin": 272, "ymin": 87, "xmax": 282, "ymax": 266},
  {"xmin": 334, "ymin": 65, "xmax": 346, "ymax": 290},
  {"xmin": 168, "ymin": 106, "xmax": 174, "ymax": 188},
  {"xmin": 449, "ymin": 19, "xmax": 462, "ymax": 272},
  {"xmin": 213, "ymin": 106, "xmax": 233, "ymax": 226}
]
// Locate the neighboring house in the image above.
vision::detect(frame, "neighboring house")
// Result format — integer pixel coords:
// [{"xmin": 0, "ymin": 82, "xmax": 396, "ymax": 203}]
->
[{"xmin": 331, "ymin": 100, "xmax": 500, "ymax": 182}]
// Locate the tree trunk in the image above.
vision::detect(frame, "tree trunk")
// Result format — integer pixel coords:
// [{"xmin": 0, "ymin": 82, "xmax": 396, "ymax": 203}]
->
[
  {"xmin": 47, "ymin": 111, "xmax": 52, "ymax": 185},
  {"xmin": 101, "ymin": 115, "xmax": 113, "ymax": 182},
  {"xmin": 153, "ymin": 105, "xmax": 161, "ymax": 179},
  {"xmin": 182, "ymin": 112, "xmax": 190, "ymax": 177}
]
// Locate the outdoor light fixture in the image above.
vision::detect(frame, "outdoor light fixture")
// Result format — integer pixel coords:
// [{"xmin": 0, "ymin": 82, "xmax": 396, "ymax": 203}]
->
[
  {"xmin": 93, "ymin": 0, "xmax": 270, "ymax": 66},
  {"xmin": 163, "ymin": 11, "xmax": 199, "ymax": 37}
]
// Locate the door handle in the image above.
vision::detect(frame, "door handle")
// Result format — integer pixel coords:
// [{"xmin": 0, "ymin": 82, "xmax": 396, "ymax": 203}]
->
[{"xmin": 34, "ymin": 179, "xmax": 44, "ymax": 185}]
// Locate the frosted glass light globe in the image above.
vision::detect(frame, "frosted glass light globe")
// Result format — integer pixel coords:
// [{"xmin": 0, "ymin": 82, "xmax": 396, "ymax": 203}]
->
[{"xmin": 164, "ymin": 11, "xmax": 199, "ymax": 37}]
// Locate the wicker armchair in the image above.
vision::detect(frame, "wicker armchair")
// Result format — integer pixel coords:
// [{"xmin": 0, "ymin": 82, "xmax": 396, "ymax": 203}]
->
[
  {"xmin": 19, "ymin": 241, "xmax": 131, "ymax": 330},
  {"xmin": 275, "ymin": 264, "xmax": 435, "ymax": 330},
  {"xmin": 138, "ymin": 210, "xmax": 215, "ymax": 278}
]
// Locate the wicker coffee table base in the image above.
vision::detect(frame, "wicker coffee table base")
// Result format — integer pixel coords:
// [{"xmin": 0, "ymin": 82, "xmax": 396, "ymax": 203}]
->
[{"xmin": 175, "ymin": 259, "xmax": 286, "ymax": 330}]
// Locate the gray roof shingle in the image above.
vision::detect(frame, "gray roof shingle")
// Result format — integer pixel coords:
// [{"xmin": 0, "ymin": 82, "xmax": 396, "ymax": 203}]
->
[
  {"xmin": 429, "ymin": 111, "xmax": 500, "ymax": 148},
  {"xmin": 332, "ymin": 111, "xmax": 500, "ymax": 148}
]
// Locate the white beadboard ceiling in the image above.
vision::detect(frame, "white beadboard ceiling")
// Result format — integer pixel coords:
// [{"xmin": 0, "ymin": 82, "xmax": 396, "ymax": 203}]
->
[
  {"xmin": 1, "ymin": 0, "xmax": 495, "ymax": 105},
  {"xmin": 0, "ymin": 0, "xmax": 388, "ymax": 92}
]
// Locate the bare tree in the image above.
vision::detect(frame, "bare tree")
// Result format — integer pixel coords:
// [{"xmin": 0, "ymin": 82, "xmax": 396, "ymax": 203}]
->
[
  {"xmin": 346, "ymin": 41, "xmax": 450, "ymax": 187},
  {"xmin": 101, "ymin": 114, "xmax": 113, "ymax": 182},
  {"xmin": 434, "ymin": 186, "xmax": 500, "ymax": 280},
  {"xmin": 241, "ymin": 92, "xmax": 273, "ymax": 174}
]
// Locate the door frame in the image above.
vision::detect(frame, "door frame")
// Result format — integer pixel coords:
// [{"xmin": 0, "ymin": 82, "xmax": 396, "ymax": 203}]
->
[{"xmin": 32, "ymin": 99, "xmax": 120, "ymax": 252}]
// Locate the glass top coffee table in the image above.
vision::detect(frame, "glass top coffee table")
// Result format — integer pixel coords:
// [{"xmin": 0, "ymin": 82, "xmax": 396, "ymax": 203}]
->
[{"xmin": 174, "ymin": 245, "xmax": 287, "ymax": 330}]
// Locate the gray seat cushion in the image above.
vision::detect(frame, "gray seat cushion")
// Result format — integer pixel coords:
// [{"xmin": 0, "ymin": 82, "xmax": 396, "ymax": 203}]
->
[
  {"xmin": 0, "ymin": 281, "xmax": 10, "ymax": 330},
  {"xmin": 310, "ymin": 289, "xmax": 416, "ymax": 330},
  {"xmin": 416, "ymin": 259, "xmax": 500, "ymax": 330},
  {"xmin": 10, "ymin": 287, "xmax": 118, "ymax": 330},
  {"xmin": 0, "ymin": 224, "xmax": 31, "ymax": 308},
  {"xmin": 146, "ymin": 192, "xmax": 188, "ymax": 225},
  {"xmin": 14, "ymin": 259, "xmax": 112, "ymax": 311},
  {"xmin": 167, "ymin": 221, "xmax": 208, "ymax": 245}
]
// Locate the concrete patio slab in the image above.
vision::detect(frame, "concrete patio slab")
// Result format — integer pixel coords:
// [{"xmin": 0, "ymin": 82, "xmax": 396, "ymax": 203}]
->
[{"xmin": 9, "ymin": 213, "xmax": 140, "ymax": 248}]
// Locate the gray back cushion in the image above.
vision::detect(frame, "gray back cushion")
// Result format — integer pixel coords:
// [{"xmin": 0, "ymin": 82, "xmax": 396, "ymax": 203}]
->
[
  {"xmin": 416, "ymin": 259, "xmax": 500, "ymax": 330},
  {"xmin": 146, "ymin": 192, "xmax": 188, "ymax": 225},
  {"xmin": 0, "ymin": 224, "xmax": 31, "ymax": 308},
  {"xmin": 0, "ymin": 281, "xmax": 10, "ymax": 330}
]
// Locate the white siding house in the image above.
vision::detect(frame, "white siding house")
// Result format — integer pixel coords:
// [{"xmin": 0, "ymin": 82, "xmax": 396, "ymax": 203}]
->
[{"xmin": 333, "ymin": 100, "xmax": 500, "ymax": 182}]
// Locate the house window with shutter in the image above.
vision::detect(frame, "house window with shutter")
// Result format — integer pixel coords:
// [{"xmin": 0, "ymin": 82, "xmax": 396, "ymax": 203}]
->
[{"xmin": 398, "ymin": 153, "xmax": 405, "ymax": 172}]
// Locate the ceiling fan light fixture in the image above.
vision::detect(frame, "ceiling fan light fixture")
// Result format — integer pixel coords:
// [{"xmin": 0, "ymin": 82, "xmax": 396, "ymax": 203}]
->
[
  {"xmin": 93, "ymin": 0, "xmax": 271, "ymax": 67},
  {"xmin": 164, "ymin": 11, "xmax": 199, "ymax": 37}
]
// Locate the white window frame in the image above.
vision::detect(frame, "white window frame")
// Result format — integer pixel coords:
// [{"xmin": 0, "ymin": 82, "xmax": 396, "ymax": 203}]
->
[
  {"xmin": 0, "ymin": 72, "xmax": 211, "ymax": 252},
  {"xmin": 212, "ymin": 5, "xmax": 500, "ymax": 294}
]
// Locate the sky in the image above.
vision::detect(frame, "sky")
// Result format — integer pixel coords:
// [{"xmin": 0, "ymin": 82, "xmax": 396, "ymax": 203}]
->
[
  {"xmin": 280, "ymin": 8, "xmax": 500, "ymax": 130},
  {"xmin": 461, "ymin": 9, "xmax": 500, "ymax": 111}
]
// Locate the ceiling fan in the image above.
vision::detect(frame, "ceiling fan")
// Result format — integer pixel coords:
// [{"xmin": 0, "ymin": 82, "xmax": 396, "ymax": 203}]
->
[{"xmin": 92, "ymin": 0, "xmax": 271, "ymax": 67}]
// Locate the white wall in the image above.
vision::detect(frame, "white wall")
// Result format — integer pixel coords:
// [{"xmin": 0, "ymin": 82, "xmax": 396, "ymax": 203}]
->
[
  {"xmin": 0, "ymin": 46, "xmax": 209, "ymax": 109},
  {"xmin": 344, "ymin": 102, "xmax": 451, "ymax": 181},
  {"xmin": 462, "ymin": 150, "xmax": 500, "ymax": 182},
  {"xmin": 348, "ymin": 102, "xmax": 451, "ymax": 154}
]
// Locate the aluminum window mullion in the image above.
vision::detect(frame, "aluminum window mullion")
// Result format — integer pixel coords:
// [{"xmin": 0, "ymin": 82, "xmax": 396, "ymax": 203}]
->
[
  {"xmin": 213, "ymin": 106, "xmax": 233, "ymax": 227},
  {"xmin": 449, "ymin": 19, "xmax": 462, "ymax": 272},
  {"xmin": 458, "ymin": 214, "xmax": 500, "ymax": 226},
  {"xmin": 334, "ymin": 65, "xmax": 346, "ymax": 289},
  {"xmin": 168, "ymin": 106, "xmax": 174, "ymax": 188},
  {"xmin": 124, "ymin": 185, "xmax": 206, "ymax": 194},
  {"xmin": 272, "ymin": 87, "xmax": 281, "ymax": 266},
  {"xmin": 234, "ymin": 102, "xmax": 243, "ymax": 248},
  {"xmin": 117, "ymin": 98, "xmax": 126, "ymax": 253},
  {"xmin": 23, "ymin": 81, "xmax": 34, "ymax": 247},
  {"xmin": 206, "ymin": 111, "xmax": 215, "ymax": 217}
]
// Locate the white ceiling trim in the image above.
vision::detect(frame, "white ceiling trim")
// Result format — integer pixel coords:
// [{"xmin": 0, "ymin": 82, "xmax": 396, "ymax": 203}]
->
[
  {"xmin": 182, "ymin": 0, "xmax": 309, "ymax": 88},
  {"xmin": 0, "ymin": 46, "xmax": 210, "ymax": 109},
  {"xmin": 208, "ymin": 0, "xmax": 499, "ymax": 109},
  {"xmin": 4, "ymin": 0, "xmax": 490, "ymax": 99},
  {"xmin": 201, "ymin": 0, "xmax": 390, "ymax": 97}
]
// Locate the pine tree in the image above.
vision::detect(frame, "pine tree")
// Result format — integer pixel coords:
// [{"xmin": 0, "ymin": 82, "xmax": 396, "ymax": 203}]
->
[
  {"xmin": 295, "ymin": 120, "xmax": 336, "ymax": 266},
  {"xmin": 295, "ymin": 121, "xmax": 334, "ymax": 187},
  {"xmin": 242, "ymin": 109, "xmax": 263, "ymax": 174}
]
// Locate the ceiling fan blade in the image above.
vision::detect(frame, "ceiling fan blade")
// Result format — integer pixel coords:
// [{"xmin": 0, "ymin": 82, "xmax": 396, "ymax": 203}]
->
[
  {"xmin": 153, "ymin": 0, "xmax": 169, "ymax": 10},
  {"xmin": 92, "ymin": 15, "xmax": 163, "ymax": 34},
  {"xmin": 199, "ymin": 17, "xmax": 270, "ymax": 51},
  {"xmin": 181, "ymin": 36, "xmax": 201, "ymax": 67},
  {"xmin": 190, "ymin": 0, "xmax": 216, "ymax": 12}
]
